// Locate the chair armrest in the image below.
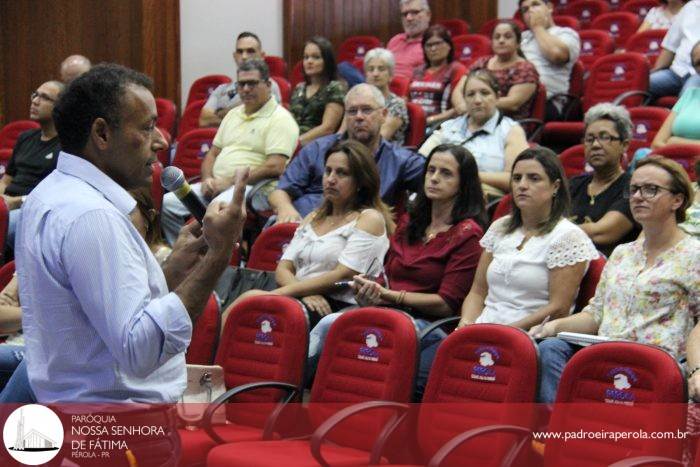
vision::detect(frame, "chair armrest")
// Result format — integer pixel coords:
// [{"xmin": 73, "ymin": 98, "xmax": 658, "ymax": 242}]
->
[
  {"xmin": 517, "ymin": 118, "xmax": 545, "ymax": 142},
  {"xmin": 612, "ymin": 90, "xmax": 653, "ymax": 107},
  {"xmin": 309, "ymin": 400, "xmax": 410, "ymax": 467},
  {"xmin": 548, "ymin": 93, "xmax": 581, "ymax": 121},
  {"xmin": 426, "ymin": 424, "xmax": 531, "ymax": 467},
  {"xmin": 608, "ymin": 456, "xmax": 683, "ymax": 467},
  {"xmin": 419, "ymin": 317, "xmax": 460, "ymax": 350},
  {"xmin": 201, "ymin": 381, "xmax": 299, "ymax": 444},
  {"xmin": 246, "ymin": 177, "xmax": 275, "ymax": 217}
]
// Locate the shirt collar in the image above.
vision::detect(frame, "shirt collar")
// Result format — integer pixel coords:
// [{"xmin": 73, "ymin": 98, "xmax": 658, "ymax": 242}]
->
[
  {"xmin": 233, "ymin": 96, "xmax": 277, "ymax": 120},
  {"xmin": 465, "ymin": 110, "xmax": 501, "ymax": 136},
  {"xmin": 56, "ymin": 152, "xmax": 137, "ymax": 216}
]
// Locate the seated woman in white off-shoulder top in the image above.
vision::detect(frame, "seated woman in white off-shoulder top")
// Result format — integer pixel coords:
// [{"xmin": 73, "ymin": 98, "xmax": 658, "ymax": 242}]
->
[
  {"xmin": 223, "ymin": 139, "xmax": 395, "ymax": 328},
  {"xmin": 457, "ymin": 147, "xmax": 598, "ymax": 331}
]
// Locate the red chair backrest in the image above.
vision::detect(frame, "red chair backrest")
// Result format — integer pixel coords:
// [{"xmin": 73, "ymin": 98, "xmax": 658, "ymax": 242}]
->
[
  {"xmin": 547, "ymin": 342, "xmax": 686, "ymax": 464},
  {"xmin": 155, "ymin": 127, "xmax": 171, "ymax": 167},
  {"xmin": 552, "ymin": 0, "xmax": 575, "ymax": 13},
  {"xmin": 247, "ymin": 222, "xmax": 299, "ymax": 271},
  {"xmin": 625, "ymin": 29, "xmax": 667, "ymax": 65},
  {"xmin": 185, "ymin": 293, "xmax": 220, "ymax": 365},
  {"xmin": 452, "ymin": 34, "xmax": 492, "ymax": 67},
  {"xmin": 583, "ymin": 52, "xmax": 649, "ymax": 111},
  {"xmin": 271, "ymin": 76, "xmax": 292, "ymax": 105},
  {"xmin": 290, "ymin": 60, "xmax": 304, "ymax": 88},
  {"xmin": 569, "ymin": 61, "xmax": 586, "ymax": 98},
  {"xmin": 155, "ymin": 97, "xmax": 177, "ymax": 136},
  {"xmin": 621, "ymin": 0, "xmax": 661, "ymax": 20},
  {"xmin": 492, "ymin": 194, "xmax": 513, "ymax": 222},
  {"xmin": 479, "ymin": 18, "xmax": 525, "ymax": 37},
  {"xmin": 264, "ymin": 55, "xmax": 288, "ymax": 79},
  {"xmin": 437, "ymin": 18, "xmax": 470, "ymax": 37},
  {"xmin": 0, "ymin": 120, "xmax": 40, "ymax": 150},
  {"xmin": 0, "ymin": 261, "xmax": 15, "ymax": 290},
  {"xmin": 185, "ymin": 74, "xmax": 231, "ymax": 108},
  {"xmin": 531, "ymin": 83, "xmax": 548, "ymax": 121},
  {"xmin": 418, "ymin": 324, "xmax": 539, "ymax": 465},
  {"xmin": 553, "ymin": 14, "xmax": 581, "ymax": 30},
  {"xmin": 628, "ymin": 106, "xmax": 670, "ymax": 155},
  {"xmin": 590, "ymin": 11, "xmax": 641, "ymax": 49},
  {"xmin": 215, "ymin": 295, "xmax": 308, "ymax": 427},
  {"xmin": 171, "ymin": 128, "xmax": 217, "ymax": 180},
  {"xmin": 578, "ymin": 30, "xmax": 615, "ymax": 70},
  {"xmin": 177, "ymin": 99, "xmax": 207, "ymax": 138},
  {"xmin": 560, "ymin": 144, "xmax": 588, "ymax": 178},
  {"xmin": 405, "ymin": 102, "xmax": 427, "ymax": 148},
  {"xmin": 649, "ymin": 144, "xmax": 700, "ymax": 182},
  {"xmin": 337, "ymin": 35, "xmax": 381, "ymax": 63},
  {"xmin": 574, "ymin": 255, "xmax": 606, "ymax": 312},
  {"xmin": 389, "ymin": 76, "xmax": 410, "ymax": 98},
  {"xmin": 563, "ymin": 0, "xmax": 611, "ymax": 28}
]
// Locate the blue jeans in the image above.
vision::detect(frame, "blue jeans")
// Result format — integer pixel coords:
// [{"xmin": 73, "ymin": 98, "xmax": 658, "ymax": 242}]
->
[
  {"xmin": 0, "ymin": 344, "xmax": 23, "ymax": 389},
  {"xmin": 649, "ymin": 69, "xmax": 700, "ymax": 100},
  {"xmin": 0, "ymin": 355, "xmax": 36, "ymax": 403},
  {"xmin": 537, "ymin": 338, "xmax": 578, "ymax": 403}
]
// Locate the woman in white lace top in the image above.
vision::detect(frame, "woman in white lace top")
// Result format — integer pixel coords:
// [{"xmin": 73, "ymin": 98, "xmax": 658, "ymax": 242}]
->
[{"xmin": 457, "ymin": 147, "xmax": 598, "ymax": 330}]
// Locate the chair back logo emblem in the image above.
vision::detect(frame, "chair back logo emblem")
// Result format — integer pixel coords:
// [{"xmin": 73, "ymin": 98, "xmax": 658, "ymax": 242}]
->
[
  {"xmin": 357, "ymin": 328, "xmax": 383, "ymax": 362},
  {"xmin": 255, "ymin": 314, "xmax": 276, "ymax": 346},
  {"xmin": 604, "ymin": 367, "xmax": 637, "ymax": 405},
  {"xmin": 470, "ymin": 346, "xmax": 500, "ymax": 382}
]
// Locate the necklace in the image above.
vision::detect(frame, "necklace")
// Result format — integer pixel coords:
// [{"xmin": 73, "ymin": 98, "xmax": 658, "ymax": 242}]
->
[{"xmin": 588, "ymin": 171, "xmax": 623, "ymax": 206}]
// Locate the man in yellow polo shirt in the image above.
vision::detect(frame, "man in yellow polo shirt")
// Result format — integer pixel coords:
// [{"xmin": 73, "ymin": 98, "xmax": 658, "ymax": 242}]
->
[{"xmin": 161, "ymin": 59, "xmax": 299, "ymax": 243}]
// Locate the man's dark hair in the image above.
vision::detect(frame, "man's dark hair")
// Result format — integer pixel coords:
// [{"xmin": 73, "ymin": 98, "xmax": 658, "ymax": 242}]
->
[
  {"xmin": 237, "ymin": 31, "xmax": 262, "ymax": 47},
  {"xmin": 238, "ymin": 59, "xmax": 270, "ymax": 81},
  {"xmin": 53, "ymin": 63, "xmax": 152, "ymax": 155}
]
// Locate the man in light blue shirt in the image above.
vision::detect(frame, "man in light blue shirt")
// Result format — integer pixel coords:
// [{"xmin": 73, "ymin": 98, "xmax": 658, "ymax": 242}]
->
[{"xmin": 15, "ymin": 64, "xmax": 248, "ymax": 404}]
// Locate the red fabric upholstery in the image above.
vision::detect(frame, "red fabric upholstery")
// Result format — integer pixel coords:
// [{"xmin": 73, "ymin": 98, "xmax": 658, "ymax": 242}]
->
[
  {"xmin": 590, "ymin": 12, "xmax": 641, "ymax": 49},
  {"xmin": 559, "ymin": 144, "xmax": 587, "ymax": 178},
  {"xmin": 621, "ymin": 0, "xmax": 662, "ymax": 20},
  {"xmin": 568, "ymin": 60, "xmax": 586, "ymax": 99},
  {"xmin": 437, "ymin": 18, "xmax": 470, "ymax": 37},
  {"xmin": 405, "ymin": 102, "xmax": 426, "ymax": 148},
  {"xmin": 264, "ymin": 55, "xmax": 288, "ymax": 79},
  {"xmin": 171, "ymin": 128, "xmax": 217, "ymax": 180},
  {"xmin": 578, "ymin": 30, "xmax": 615, "ymax": 71},
  {"xmin": 247, "ymin": 222, "xmax": 298, "ymax": 272},
  {"xmin": 155, "ymin": 127, "xmax": 171, "ymax": 167},
  {"xmin": 185, "ymin": 74, "xmax": 231, "ymax": 109},
  {"xmin": 625, "ymin": 29, "xmax": 666, "ymax": 66},
  {"xmin": 479, "ymin": 18, "xmax": 525, "ymax": 37},
  {"xmin": 177, "ymin": 99, "xmax": 207, "ymax": 140},
  {"xmin": 553, "ymin": 14, "xmax": 581, "ymax": 30},
  {"xmin": 653, "ymin": 95, "xmax": 678, "ymax": 109},
  {"xmin": 271, "ymin": 76, "xmax": 291, "ymax": 105},
  {"xmin": 338, "ymin": 35, "xmax": 381, "ymax": 63},
  {"xmin": 389, "ymin": 76, "xmax": 410, "ymax": 98},
  {"xmin": 649, "ymin": 144, "xmax": 700, "ymax": 182},
  {"xmin": 185, "ymin": 294, "xmax": 220, "ymax": 365},
  {"xmin": 155, "ymin": 97, "xmax": 177, "ymax": 136},
  {"xmin": 452, "ymin": 34, "xmax": 491, "ymax": 67},
  {"xmin": 563, "ymin": 0, "xmax": 611, "ymax": 28},
  {"xmin": 547, "ymin": 342, "xmax": 687, "ymax": 464},
  {"xmin": 574, "ymin": 255, "xmax": 606, "ymax": 312},
  {"xmin": 492, "ymin": 194, "xmax": 513, "ymax": 221},
  {"xmin": 0, "ymin": 261, "xmax": 15, "ymax": 289},
  {"xmin": 290, "ymin": 60, "xmax": 304, "ymax": 88},
  {"xmin": 552, "ymin": 0, "xmax": 574, "ymax": 13},
  {"xmin": 0, "ymin": 120, "xmax": 40, "ymax": 150},
  {"xmin": 628, "ymin": 106, "xmax": 670, "ymax": 156},
  {"xmin": 207, "ymin": 307, "xmax": 418, "ymax": 467}
]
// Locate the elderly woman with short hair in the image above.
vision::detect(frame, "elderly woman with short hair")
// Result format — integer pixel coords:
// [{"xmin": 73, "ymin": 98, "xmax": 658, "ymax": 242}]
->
[
  {"xmin": 570, "ymin": 103, "xmax": 639, "ymax": 257},
  {"xmin": 363, "ymin": 48, "xmax": 409, "ymax": 145}
]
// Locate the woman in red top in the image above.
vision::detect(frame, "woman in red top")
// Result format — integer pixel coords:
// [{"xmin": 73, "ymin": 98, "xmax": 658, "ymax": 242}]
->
[{"xmin": 408, "ymin": 25, "xmax": 467, "ymax": 129}]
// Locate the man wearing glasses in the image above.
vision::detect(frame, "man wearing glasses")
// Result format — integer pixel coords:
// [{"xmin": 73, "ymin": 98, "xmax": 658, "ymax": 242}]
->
[
  {"xmin": 0, "ymin": 80, "xmax": 64, "ymax": 249},
  {"xmin": 162, "ymin": 59, "xmax": 298, "ymax": 244},
  {"xmin": 387, "ymin": 0, "xmax": 432, "ymax": 80}
]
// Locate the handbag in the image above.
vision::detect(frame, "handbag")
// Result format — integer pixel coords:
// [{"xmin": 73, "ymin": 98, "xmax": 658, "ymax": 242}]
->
[
  {"xmin": 178, "ymin": 364, "xmax": 227, "ymax": 427},
  {"xmin": 215, "ymin": 266, "xmax": 278, "ymax": 310}
]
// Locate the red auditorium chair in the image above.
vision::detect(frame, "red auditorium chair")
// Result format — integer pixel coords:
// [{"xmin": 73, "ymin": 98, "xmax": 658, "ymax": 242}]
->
[
  {"xmin": 290, "ymin": 60, "xmax": 304, "ymax": 88},
  {"xmin": 552, "ymin": 14, "xmax": 581, "ymax": 30},
  {"xmin": 562, "ymin": 0, "xmax": 611, "ymax": 28},
  {"xmin": 206, "ymin": 307, "xmax": 418, "ymax": 467},
  {"xmin": 517, "ymin": 83, "xmax": 548, "ymax": 142},
  {"xmin": 171, "ymin": 128, "xmax": 217, "ymax": 180},
  {"xmin": 437, "ymin": 18, "xmax": 470, "ymax": 37},
  {"xmin": 271, "ymin": 76, "xmax": 291, "ymax": 105},
  {"xmin": 649, "ymin": 144, "xmax": 700, "ymax": 181},
  {"xmin": 559, "ymin": 144, "xmax": 588, "ymax": 178},
  {"xmin": 179, "ymin": 295, "xmax": 308, "ymax": 467},
  {"xmin": 491, "ymin": 193, "xmax": 513, "ymax": 222},
  {"xmin": 552, "ymin": 0, "xmax": 575, "ymax": 13},
  {"xmin": 625, "ymin": 29, "xmax": 667, "ymax": 65},
  {"xmin": 574, "ymin": 255, "xmax": 606, "ymax": 311},
  {"xmin": 628, "ymin": 106, "xmax": 670, "ymax": 156},
  {"xmin": 0, "ymin": 261, "xmax": 14, "ymax": 288},
  {"xmin": 578, "ymin": 30, "xmax": 615, "ymax": 71},
  {"xmin": 543, "ymin": 53, "xmax": 650, "ymax": 149},
  {"xmin": 544, "ymin": 342, "xmax": 687, "ymax": 465},
  {"xmin": 0, "ymin": 120, "xmax": 40, "ymax": 150},
  {"xmin": 246, "ymin": 222, "xmax": 298, "ymax": 272},
  {"xmin": 155, "ymin": 97, "xmax": 177, "ymax": 136},
  {"xmin": 389, "ymin": 76, "xmax": 409, "ymax": 98},
  {"xmin": 338, "ymin": 35, "xmax": 381, "ymax": 63},
  {"xmin": 653, "ymin": 96, "xmax": 679, "ymax": 109},
  {"xmin": 621, "ymin": 0, "xmax": 662, "ymax": 20},
  {"xmin": 177, "ymin": 99, "xmax": 207, "ymax": 138},
  {"xmin": 452, "ymin": 34, "xmax": 492, "ymax": 68},
  {"xmin": 590, "ymin": 12, "xmax": 641, "ymax": 49},
  {"xmin": 479, "ymin": 18, "xmax": 525, "ymax": 38},
  {"xmin": 185, "ymin": 74, "xmax": 232, "ymax": 109},
  {"xmin": 155, "ymin": 127, "xmax": 171, "ymax": 167},
  {"xmin": 405, "ymin": 102, "xmax": 427, "ymax": 148},
  {"xmin": 264, "ymin": 55, "xmax": 288, "ymax": 79},
  {"xmin": 185, "ymin": 293, "xmax": 221, "ymax": 365},
  {"xmin": 396, "ymin": 324, "xmax": 540, "ymax": 466},
  {"xmin": 609, "ymin": 0, "xmax": 625, "ymax": 10}
]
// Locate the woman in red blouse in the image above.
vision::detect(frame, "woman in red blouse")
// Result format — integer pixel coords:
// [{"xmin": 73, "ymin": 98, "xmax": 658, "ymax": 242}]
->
[{"xmin": 452, "ymin": 20, "xmax": 539, "ymax": 121}]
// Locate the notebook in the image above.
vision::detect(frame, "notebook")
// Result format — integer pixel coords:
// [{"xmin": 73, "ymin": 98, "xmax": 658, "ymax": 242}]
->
[{"xmin": 557, "ymin": 332, "xmax": 612, "ymax": 347}]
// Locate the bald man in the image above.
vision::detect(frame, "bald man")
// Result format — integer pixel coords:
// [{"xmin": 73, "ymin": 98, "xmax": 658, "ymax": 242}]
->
[{"xmin": 60, "ymin": 54, "xmax": 91, "ymax": 83}]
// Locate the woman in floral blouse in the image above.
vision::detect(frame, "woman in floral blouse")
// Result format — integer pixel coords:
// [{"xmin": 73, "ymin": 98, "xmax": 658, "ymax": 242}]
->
[{"xmin": 532, "ymin": 156, "xmax": 700, "ymax": 403}]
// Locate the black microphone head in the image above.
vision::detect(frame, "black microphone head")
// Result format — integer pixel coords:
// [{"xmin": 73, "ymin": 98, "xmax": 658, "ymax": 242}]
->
[{"xmin": 161, "ymin": 166, "xmax": 186, "ymax": 191}]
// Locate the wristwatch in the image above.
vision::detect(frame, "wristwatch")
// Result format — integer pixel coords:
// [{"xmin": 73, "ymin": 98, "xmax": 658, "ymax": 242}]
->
[{"xmin": 21, "ymin": 195, "xmax": 27, "ymax": 204}]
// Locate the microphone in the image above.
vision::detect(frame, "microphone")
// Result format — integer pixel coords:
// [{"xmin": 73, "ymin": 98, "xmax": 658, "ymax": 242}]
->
[{"xmin": 161, "ymin": 166, "xmax": 207, "ymax": 223}]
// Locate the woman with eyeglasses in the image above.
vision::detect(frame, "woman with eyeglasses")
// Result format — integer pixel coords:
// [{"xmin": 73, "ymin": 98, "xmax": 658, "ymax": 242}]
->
[
  {"xmin": 570, "ymin": 104, "xmax": 640, "ymax": 257},
  {"xmin": 532, "ymin": 156, "xmax": 699, "ymax": 403},
  {"xmin": 408, "ymin": 24, "xmax": 467, "ymax": 129}
]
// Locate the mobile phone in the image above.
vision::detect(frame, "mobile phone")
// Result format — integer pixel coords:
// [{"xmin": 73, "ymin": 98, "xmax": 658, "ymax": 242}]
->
[{"xmin": 334, "ymin": 281, "xmax": 354, "ymax": 288}]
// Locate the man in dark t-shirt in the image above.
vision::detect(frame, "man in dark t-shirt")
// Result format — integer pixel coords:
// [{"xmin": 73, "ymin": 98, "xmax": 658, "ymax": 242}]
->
[{"xmin": 1, "ymin": 80, "xmax": 64, "ymax": 247}]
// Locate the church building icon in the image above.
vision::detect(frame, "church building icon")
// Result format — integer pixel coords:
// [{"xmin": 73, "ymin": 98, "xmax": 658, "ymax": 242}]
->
[{"xmin": 9, "ymin": 408, "xmax": 58, "ymax": 452}]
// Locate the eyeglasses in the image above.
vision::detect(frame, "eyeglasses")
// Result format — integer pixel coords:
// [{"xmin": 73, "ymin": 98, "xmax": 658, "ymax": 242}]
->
[
  {"xmin": 30, "ymin": 91, "xmax": 56, "ymax": 103},
  {"xmin": 236, "ymin": 79, "xmax": 264, "ymax": 90},
  {"xmin": 582, "ymin": 133, "xmax": 623, "ymax": 145},
  {"xmin": 401, "ymin": 8, "xmax": 424, "ymax": 18},
  {"xmin": 425, "ymin": 40, "xmax": 447, "ymax": 49},
  {"xmin": 624, "ymin": 183, "xmax": 675, "ymax": 200},
  {"xmin": 345, "ymin": 106, "xmax": 380, "ymax": 117}
]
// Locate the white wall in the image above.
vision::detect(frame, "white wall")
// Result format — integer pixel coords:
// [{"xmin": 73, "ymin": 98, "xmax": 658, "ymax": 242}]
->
[
  {"xmin": 498, "ymin": 0, "xmax": 519, "ymax": 17},
  {"xmin": 179, "ymin": 0, "xmax": 284, "ymax": 110}
]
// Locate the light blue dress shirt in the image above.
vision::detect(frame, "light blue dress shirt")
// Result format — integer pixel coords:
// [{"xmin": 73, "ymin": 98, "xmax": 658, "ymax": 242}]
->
[{"xmin": 15, "ymin": 152, "xmax": 191, "ymax": 403}]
